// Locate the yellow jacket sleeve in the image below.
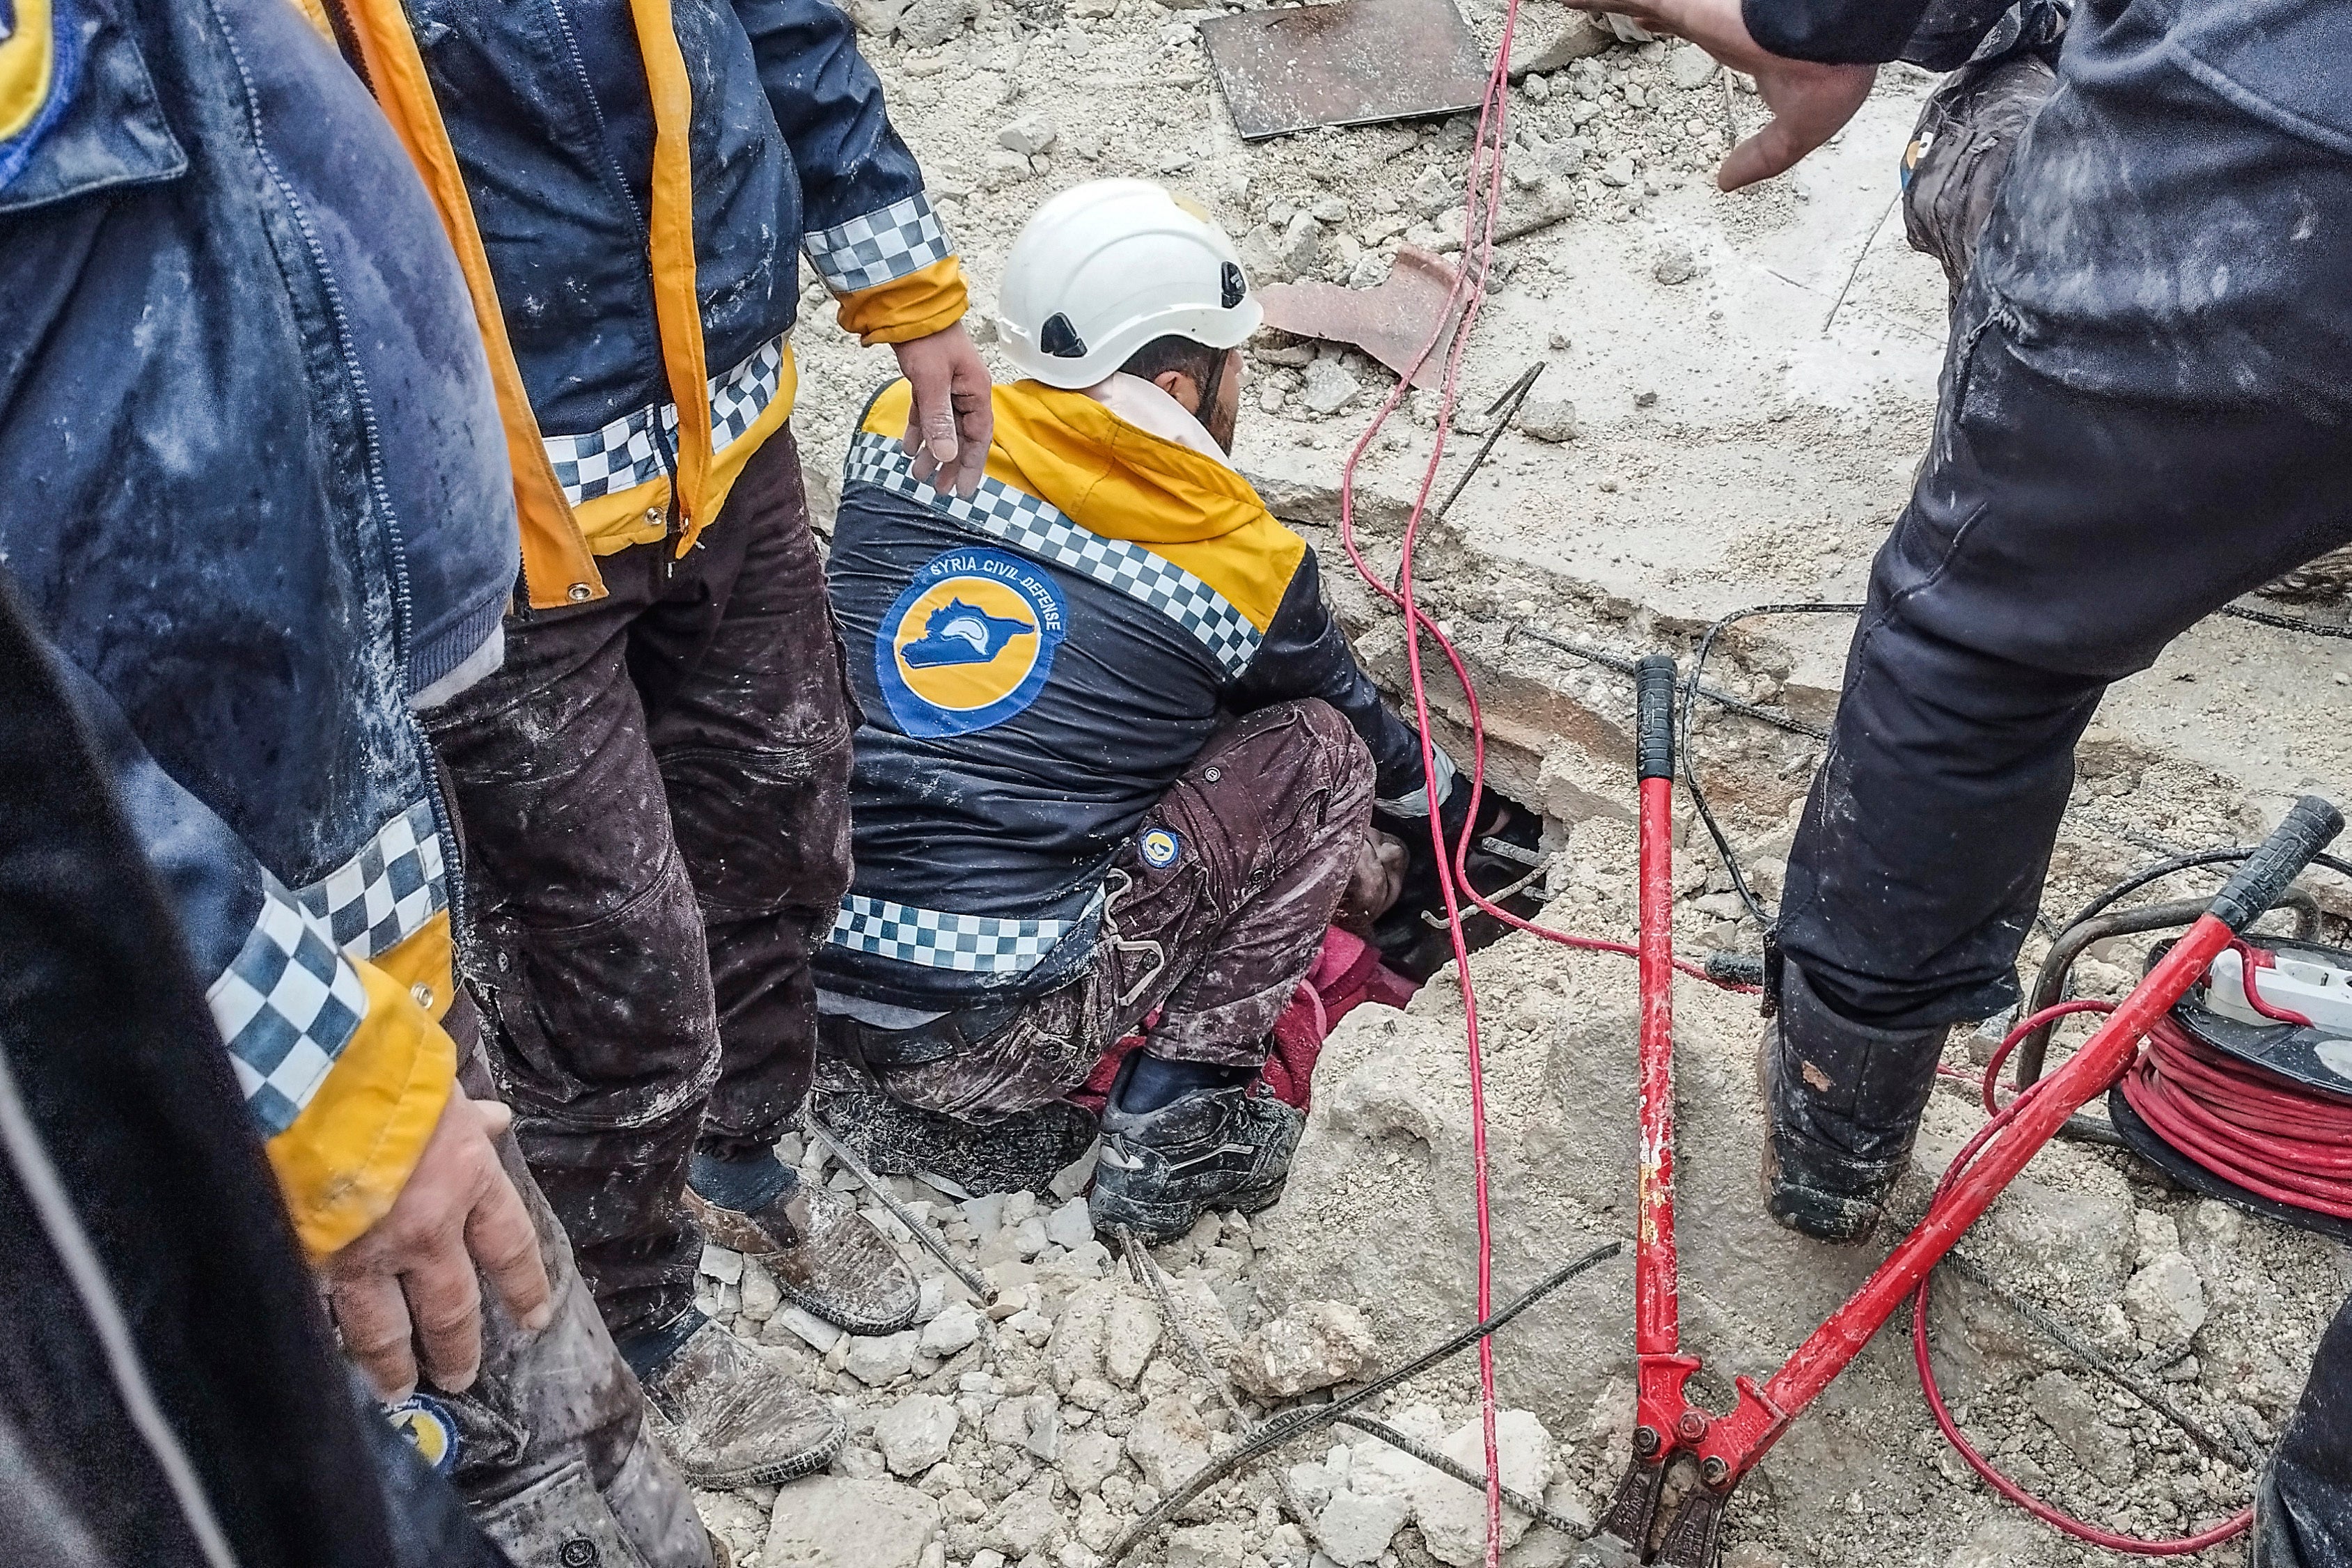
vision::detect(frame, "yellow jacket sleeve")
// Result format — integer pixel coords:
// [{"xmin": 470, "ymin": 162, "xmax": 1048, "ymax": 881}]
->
[
  {"xmin": 835, "ymin": 255, "xmax": 971, "ymax": 347},
  {"xmin": 265, "ymin": 957, "xmax": 456, "ymax": 1257}
]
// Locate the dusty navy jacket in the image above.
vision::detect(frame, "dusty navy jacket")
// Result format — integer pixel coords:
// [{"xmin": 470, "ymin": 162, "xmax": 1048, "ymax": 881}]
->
[
  {"xmin": 0, "ymin": 0, "xmax": 519, "ymax": 1253},
  {"xmin": 817, "ymin": 378, "xmax": 1434, "ymax": 1012},
  {"xmin": 332, "ymin": 0, "xmax": 966, "ymax": 601}
]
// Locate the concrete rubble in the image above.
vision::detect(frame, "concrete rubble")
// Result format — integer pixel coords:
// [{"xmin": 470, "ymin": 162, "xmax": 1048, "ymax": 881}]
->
[{"xmin": 681, "ymin": 0, "xmax": 2352, "ymax": 1562}]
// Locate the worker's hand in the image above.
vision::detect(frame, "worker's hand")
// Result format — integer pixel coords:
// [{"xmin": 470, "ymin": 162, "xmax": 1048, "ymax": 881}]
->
[
  {"xmin": 320, "ymin": 1081, "xmax": 553, "ymax": 1402},
  {"xmin": 1557, "ymin": 0, "xmax": 1876, "ymax": 189},
  {"xmin": 893, "ymin": 322, "xmax": 994, "ymax": 499}
]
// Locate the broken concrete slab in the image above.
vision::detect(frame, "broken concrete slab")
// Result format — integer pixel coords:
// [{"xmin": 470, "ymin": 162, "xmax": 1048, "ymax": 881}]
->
[
  {"xmin": 1201, "ymin": 0, "xmax": 1489, "ymax": 141},
  {"xmin": 1259, "ymin": 246, "xmax": 1466, "ymax": 389}
]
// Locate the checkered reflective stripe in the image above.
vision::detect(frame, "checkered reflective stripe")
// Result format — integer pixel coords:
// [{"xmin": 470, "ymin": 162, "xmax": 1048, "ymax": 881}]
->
[
  {"xmin": 542, "ymin": 336, "xmax": 790, "ymax": 506},
  {"xmin": 295, "ymin": 800, "xmax": 448, "ymax": 962},
  {"xmin": 845, "ymin": 433, "xmax": 1262, "ymax": 678},
  {"xmin": 210, "ymin": 875, "xmax": 371, "ymax": 1136},
  {"xmin": 804, "ymin": 194, "xmax": 955, "ymax": 294},
  {"xmin": 829, "ymin": 893, "xmax": 1072, "ymax": 973}
]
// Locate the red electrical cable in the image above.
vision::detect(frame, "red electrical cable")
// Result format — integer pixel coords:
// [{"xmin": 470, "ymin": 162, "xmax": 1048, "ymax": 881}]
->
[
  {"xmin": 1328, "ymin": 12, "xmax": 1528, "ymax": 1562},
  {"xmin": 2123, "ymin": 1014, "xmax": 2352, "ymax": 1219},
  {"xmin": 1922, "ymin": 1001, "xmax": 2255, "ymax": 1554}
]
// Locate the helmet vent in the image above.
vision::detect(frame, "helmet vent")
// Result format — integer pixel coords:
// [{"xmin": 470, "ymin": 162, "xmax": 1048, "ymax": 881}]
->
[
  {"xmin": 1221, "ymin": 262, "xmax": 1247, "ymax": 309},
  {"xmin": 1039, "ymin": 313, "xmax": 1089, "ymax": 359}
]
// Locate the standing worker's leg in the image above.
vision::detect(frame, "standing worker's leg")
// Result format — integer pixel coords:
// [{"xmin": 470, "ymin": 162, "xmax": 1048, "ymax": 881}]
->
[
  {"xmin": 1770, "ymin": 311, "xmax": 2352, "ymax": 1240},
  {"xmin": 1763, "ymin": 7, "xmax": 2352, "ymax": 1240},
  {"xmin": 430, "ymin": 997, "xmax": 713, "ymax": 1568},
  {"xmin": 2254, "ymin": 1290, "xmax": 2352, "ymax": 1568},
  {"xmin": 428, "ymin": 547, "xmax": 844, "ymax": 1491},
  {"xmin": 632, "ymin": 429, "xmax": 918, "ymax": 1335}
]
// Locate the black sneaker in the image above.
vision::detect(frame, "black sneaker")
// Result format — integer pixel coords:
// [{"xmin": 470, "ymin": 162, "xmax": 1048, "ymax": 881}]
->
[
  {"xmin": 1090, "ymin": 1074, "xmax": 1305, "ymax": 1246},
  {"xmin": 810, "ymin": 1086, "xmax": 1098, "ymax": 1198}
]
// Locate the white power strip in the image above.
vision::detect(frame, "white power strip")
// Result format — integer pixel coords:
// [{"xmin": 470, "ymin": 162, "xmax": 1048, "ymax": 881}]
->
[{"xmin": 2206, "ymin": 947, "xmax": 2352, "ymax": 1033}]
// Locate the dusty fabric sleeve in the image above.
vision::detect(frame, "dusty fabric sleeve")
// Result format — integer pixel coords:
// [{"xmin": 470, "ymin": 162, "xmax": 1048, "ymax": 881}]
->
[
  {"xmin": 1230, "ymin": 547, "xmax": 1435, "ymax": 804},
  {"xmin": 45, "ymin": 648, "xmax": 453, "ymax": 1257},
  {"xmin": 730, "ymin": 0, "xmax": 966, "ymax": 340},
  {"xmin": 1742, "ymin": 0, "xmax": 1938, "ymax": 64}
]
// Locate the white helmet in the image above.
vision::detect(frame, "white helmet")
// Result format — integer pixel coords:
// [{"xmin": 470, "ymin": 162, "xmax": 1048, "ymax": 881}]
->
[{"xmin": 996, "ymin": 179, "xmax": 1263, "ymax": 391}]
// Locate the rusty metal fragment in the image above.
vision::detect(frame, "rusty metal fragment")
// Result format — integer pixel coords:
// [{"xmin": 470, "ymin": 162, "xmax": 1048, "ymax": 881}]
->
[
  {"xmin": 1257, "ymin": 245, "xmax": 1466, "ymax": 389},
  {"xmin": 1200, "ymin": 0, "xmax": 1487, "ymax": 141}
]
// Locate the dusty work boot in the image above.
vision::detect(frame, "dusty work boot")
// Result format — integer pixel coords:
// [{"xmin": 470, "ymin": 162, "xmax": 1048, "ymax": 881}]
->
[
  {"xmin": 632, "ymin": 1313, "xmax": 845, "ymax": 1488},
  {"xmin": 684, "ymin": 1148, "xmax": 919, "ymax": 1335},
  {"xmin": 1760, "ymin": 962, "xmax": 1949, "ymax": 1244},
  {"xmin": 810, "ymin": 1085, "xmax": 1098, "ymax": 1196},
  {"xmin": 1090, "ymin": 1054, "xmax": 1305, "ymax": 1245}
]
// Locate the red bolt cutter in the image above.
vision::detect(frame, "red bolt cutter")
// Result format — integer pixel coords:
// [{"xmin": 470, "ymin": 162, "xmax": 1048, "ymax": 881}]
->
[{"xmin": 1597, "ymin": 655, "xmax": 2342, "ymax": 1565}]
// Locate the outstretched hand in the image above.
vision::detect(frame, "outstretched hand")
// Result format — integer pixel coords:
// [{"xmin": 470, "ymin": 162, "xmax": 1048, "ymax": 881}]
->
[
  {"xmin": 1558, "ymin": 0, "xmax": 1876, "ymax": 189},
  {"xmin": 893, "ymin": 322, "xmax": 994, "ymax": 499}
]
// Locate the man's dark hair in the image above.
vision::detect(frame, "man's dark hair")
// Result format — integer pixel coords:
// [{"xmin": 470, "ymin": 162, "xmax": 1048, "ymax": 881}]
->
[{"xmin": 1120, "ymin": 334, "xmax": 1223, "ymax": 389}]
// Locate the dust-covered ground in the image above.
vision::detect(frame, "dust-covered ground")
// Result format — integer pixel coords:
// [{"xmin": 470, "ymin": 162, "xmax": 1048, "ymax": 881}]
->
[
  {"xmin": 692, "ymin": 821, "xmax": 2347, "ymax": 1568},
  {"xmin": 709, "ymin": 1, "xmax": 2352, "ymax": 1563}
]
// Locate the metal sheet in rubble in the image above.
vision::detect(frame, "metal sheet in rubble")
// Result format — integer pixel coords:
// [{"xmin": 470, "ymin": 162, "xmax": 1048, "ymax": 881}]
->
[{"xmin": 1200, "ymin": 0, "xmax": 1489, "ymax": 142}]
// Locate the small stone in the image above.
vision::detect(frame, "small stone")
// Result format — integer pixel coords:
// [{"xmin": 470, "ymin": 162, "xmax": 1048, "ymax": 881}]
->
[
  {"xmin": 1597, "ymin": 155, "xmax": 1636, "ymax": 188},
  {"xmin": 698, "ymin": 1244, "xmax": 745, "ymax": 1284},
  {"xmin": 773, "ymin": 1305, "xmax": 846, "ymax": 1356},
  {"xmin": 875, "ymin": 1393, "xmax": 959, "ymax": 1476},
  {"xmin": 1666, "ymin": 45, "xmax": 1719, "ymax": 91},
  {"xmin": 1315, "ymin": 1487, "xmax": 1410, "ymax": 1565},
  {"xmin": 1301, "ymin": 358, "xmax": 1362, "ymax": 418},
  {"xmin": 996, "ymin": 1487, "xmax": 1063, "ymax": 1558},
  {"xmin": 1233, "ymin": 1301, "xmax": 1381, "ymax": 1399},
  {"xmin": 1049, "ymin": 1145, "xmax": 1101, "ymax": 1201},
  {"xmin": 2185, "ymin": 1199, "xmax": 2241, "ymax": 1252},
  {"xmin": 739, "ymin": 1258, "xmax": 781, "ymax": 1320},
  {"xmin": 845, "ymin": 1330, "xmax": 922, "ymax": 1386},
  {"xmin": 1127, "ymin": 1395, "xmax": 1212, "ymax": 1493},
  {"xmin": 2123, "ymin": 1251, "xmax": 2207, "ymax": 1345},
  {"xmin": 2133, "ymin": 1209, "xmax": 2181, "ymax": 1267},
  {"xmin": 1104, "ymin": 1295, "xmax": 1163, "ymax": 1388},
  {"xmin": 1044, "ymin": 1196, "xmax": 1095, "ymax": 1249},
  {"xmin": 762, "ymin": 1476, "xmax": 941, "ymax": 1568},
  {"xmin": 1522, "ymin": 73, "xmax": 1551, "ymax": 102},
  {"xmin": 1286, "ymin": 1461, "xmax": 1340, "ymax": 1516},
  {"xmin": 1009, "ymin": 1218, "xmax": 1052, "ymax": 1258},
  {"xmin": 895, "ymin": 0, "xmax": 978, "ymax": 48},
  {"xmin": 1514, "ymin": 395, "xmax": 1580, "ymax": 444},
  {"xmin": 1652, "ymin": 245, "xmax": 1697, "ymax": 285},
  {"xmin": 998, "ymin": 113, "xmax": 1059, "ymax": 158},
  {"xmin": 1411, "ymin": 166, "xmax": 1455, "ymax": 218},
  {"xmin": 1278, "ymin": 212, "xmax": 1326, "ymax": 279},
  {"xmin": 1170, "ymin": 1522, "xmax": 1253, "ymax": 1568},
  {"xmin": 1065, "ymin": 1429, "xmax": 1127, "ymax": 1493},
  {"xmin": 1942, "ymin": 1513, "xmax": 2048, "ymax": 1568},
  {"xmin": 921, "ymin": 1300, "xmax": 985, "ymax": 1358},
  {"xmin": 1413, "ymin": 1411, "xmax": 1553, "ymax": 1567},
  {"xmin": 847, "ymin": 0, "xmax": 910, "ymax": 36},
  {"xmin": 2025, "ymin": 1370, "xmax": 2133, "ymax": 1486}
]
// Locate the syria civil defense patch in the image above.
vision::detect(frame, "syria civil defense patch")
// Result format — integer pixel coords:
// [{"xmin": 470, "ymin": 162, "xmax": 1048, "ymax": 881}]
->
[
  {"xmin": 1139, "ymin": 827, "xmax": 1182, "ymax": 869},
  {"xmin": 385, "ymin": 1392, "xmax": 462, "ymax": 1476},
  {"xmin": 879, "ymin": 547, "xmax": 1067, "ymax": 739}
]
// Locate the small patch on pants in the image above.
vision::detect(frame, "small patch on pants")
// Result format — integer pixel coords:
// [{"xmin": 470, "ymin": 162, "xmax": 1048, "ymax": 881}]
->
[
  {"xmin": 386, "ymin": 1393, "xmax": 463, "ymax": 1475},
  {"xmin": 1139, "ymin": 827, "xmax": 1183, "ymax": 869}
]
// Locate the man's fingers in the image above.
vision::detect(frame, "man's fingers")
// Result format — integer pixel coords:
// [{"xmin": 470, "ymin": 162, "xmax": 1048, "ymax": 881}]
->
[
  {"xmin": 1720, "ymin": 119, "xmax": 1808, "ymax": 190},
  {"xmin": 467, "ymin": 1158, "xmax": 555, "ymax": 1335},
  {"xmin": 333, "ymin": 1274, "xmax": 420, "ymax": 1402},
  {"xmin": 1718, "ymin": 63, "xmax": 1876, "ymax": 190},
  {"xmin": 402, "ymin": 1231, "xmax": 487, "ymax": 1395}
]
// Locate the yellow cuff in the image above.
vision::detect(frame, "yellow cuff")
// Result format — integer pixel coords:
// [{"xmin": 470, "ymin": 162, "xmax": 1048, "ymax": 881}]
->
[
  {"xmin": 836, "ymin": 256, "xmax": 970, "ymax": 347},
  {"xmin": 266, "ymin": 960, "xmax": 457, "ymax": 1257}
]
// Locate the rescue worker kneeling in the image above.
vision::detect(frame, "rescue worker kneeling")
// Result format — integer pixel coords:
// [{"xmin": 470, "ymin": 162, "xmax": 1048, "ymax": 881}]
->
[{"xmin": 815, "ymin": 180, "xmax": 1459, "ymax": 1241}]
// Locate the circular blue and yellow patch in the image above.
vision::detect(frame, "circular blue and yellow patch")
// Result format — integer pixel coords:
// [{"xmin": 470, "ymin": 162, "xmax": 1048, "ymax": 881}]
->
[
  {"xmin": 877, "ymin": 547, "xmax": 1067, "ymax": 739},
  {"xmin": 385, "ymin": 1393, "xmax": 462, "ymax": 1476},
  {"xmin": 1139, "ymin": 827, "xmax": 1182, "ymax": 869}
]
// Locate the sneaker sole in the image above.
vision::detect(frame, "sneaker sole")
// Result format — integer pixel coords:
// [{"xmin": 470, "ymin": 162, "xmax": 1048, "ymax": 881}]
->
[
  {"xmin": 772, "ymin": 1278, "xmax": 920, "ymax": 1338},
  {"xmin": 1090, "ymin": 1175, "xmax": 1287, "ymax": 1248},
  {"xmin": 667, "ymin": 1416, "xmax": 847, "ymax": 1491}
]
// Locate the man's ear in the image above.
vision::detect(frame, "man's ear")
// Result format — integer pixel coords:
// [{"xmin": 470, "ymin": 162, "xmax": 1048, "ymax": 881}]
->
[{"xmin": 1152, "ymin": 368, "xmax": 1199, "ymax": 414}]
